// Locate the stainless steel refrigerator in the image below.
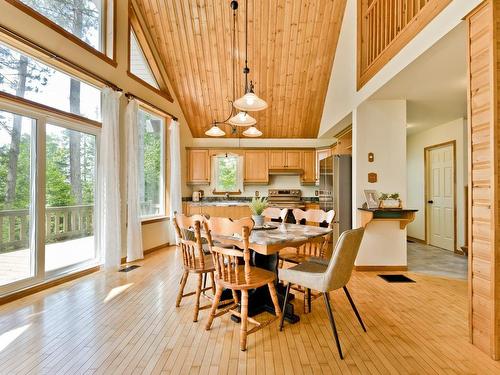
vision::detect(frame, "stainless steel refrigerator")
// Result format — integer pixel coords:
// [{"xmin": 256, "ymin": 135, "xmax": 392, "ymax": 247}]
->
[{"xmin": 319, "ymin": 155, "xmax": 352, "ymax": 242}]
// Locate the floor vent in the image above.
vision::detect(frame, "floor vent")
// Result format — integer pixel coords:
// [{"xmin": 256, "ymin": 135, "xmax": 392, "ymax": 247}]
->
[
  {"xmin": 378, "ymin": 274, "xmax": 415, "ymax": 283},
  {"xmin": 119, "ymin": 265, "xmax": 141, "ymax": 273}
]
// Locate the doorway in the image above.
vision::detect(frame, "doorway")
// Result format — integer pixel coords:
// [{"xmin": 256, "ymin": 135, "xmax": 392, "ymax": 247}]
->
[{"xmin": 425, "ymin": 141, "xmax": 456, "ymax": 252}]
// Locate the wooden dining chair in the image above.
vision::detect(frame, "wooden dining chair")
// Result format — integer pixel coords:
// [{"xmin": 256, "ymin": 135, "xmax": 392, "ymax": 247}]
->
[
  {"xmin": 263, "ymin": 207, "xmax": 288, "ymax": 222},
  {"xmin": 203, "ymin": 217, "xmax": 282, "ymax": 351},
  {"xmin": 173, "ymin": 213, "xmax": 216, "ymax": 322},
  {"xmin": 279, "ymin": 208, "xmax": 336, "ymax": 266},
  {"xmin": 279, "ymin": 228, "xmax": 366, "ymax": 359}
]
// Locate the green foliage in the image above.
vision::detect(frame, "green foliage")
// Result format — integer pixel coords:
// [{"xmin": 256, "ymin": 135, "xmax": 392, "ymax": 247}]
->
[
  {"xmin": 216, "ymin": 156, "xmax": 237, "ymax": 192},
  {"xmin": 249, "ymin": 197, "xmax": 268, "ymax": 216},
  {"xmin": 379, "ymin": 192, "xmax": 400, "ymax": 200},
  {"xmin": 0, "ymin": 120, "xmax": 96, "ymax": 210}
]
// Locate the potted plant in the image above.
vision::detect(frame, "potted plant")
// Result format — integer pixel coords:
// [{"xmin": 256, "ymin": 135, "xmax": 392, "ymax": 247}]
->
[
  {"xmin": 249, "ymin": 197, "xmax": 268, "ymax": 227},
  {"xmin": 379, "ymin": 193, "xmax": 402, "ymax": 209}
]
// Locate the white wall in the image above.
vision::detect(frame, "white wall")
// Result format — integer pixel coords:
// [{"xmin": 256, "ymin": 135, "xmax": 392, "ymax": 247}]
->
[
  {"xmin": 353, "ymin": 100, "xmax": 407, "ymax": 267},
  {"xmin": 406, "ymin": 118, "xmax": 467, "ymax": 249},
  {"xmin": 319, "ymin": 0, "xmax": 482, "ymax": 137}
]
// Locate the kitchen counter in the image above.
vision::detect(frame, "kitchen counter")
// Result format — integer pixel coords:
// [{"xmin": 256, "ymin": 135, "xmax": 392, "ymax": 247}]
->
[{"xmin": 187, "ymin": 201, "xmax": 250, "ymax": 207}]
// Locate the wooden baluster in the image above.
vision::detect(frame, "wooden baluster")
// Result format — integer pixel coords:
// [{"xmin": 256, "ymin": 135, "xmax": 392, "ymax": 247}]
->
[{"xmin": 9, "ymin": 215, "xmax": 15, "ymax": 244}]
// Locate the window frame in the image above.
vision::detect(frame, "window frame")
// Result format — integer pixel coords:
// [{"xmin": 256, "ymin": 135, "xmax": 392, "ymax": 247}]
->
[
  {"xmin": 127, "ymin": 3, "xmax": 173, "ymax": 102},
  {"xmin": 137, "ymin": 105, "xmax": 168, "ymax": 222},
  {"xmin": 0, "ymin": 39, "xmax": 104, "ymax": 127},
  {"xmin": 4, "ymin": 0, "xmax": 117, "ymax": 66},
  {"xmin": 0, "ymin": 95, "xmax": 101, "ymax": 298},
  {"xmin": 211, "ymin": 153, "xmax": 243, "ymax": 194}
]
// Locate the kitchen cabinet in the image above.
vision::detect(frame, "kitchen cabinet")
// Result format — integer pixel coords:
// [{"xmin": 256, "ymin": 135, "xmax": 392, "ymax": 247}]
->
[
  {"xmin": 301, "ymin": 150, "xmax": 316, "ymax": 184},
  {"xmin": 285, "ymin": 150, "xmax": 302, "ymax": 169},
  {"xmin": 187, "ymin": 149, "xmax": 210, "ymax": 184},
  {"xmin": 269, "ymin": 150, "xmax": 285, "ymax": 169},
  {"xmin": 269, "ymin": 150, "xmax": 302, "ymax": 169},
  {"xmin": 244, "ymin": 150, "xmax": 269, "ymax": 184},
  {"xmin": 335, "ymin": 129, "xmax": 352, "ymax": 155}
]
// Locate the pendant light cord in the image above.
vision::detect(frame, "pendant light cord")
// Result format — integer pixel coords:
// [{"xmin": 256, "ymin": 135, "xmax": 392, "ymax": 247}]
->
[{"xmin": 244, "ymin": 0, "xmax": 249, "ymax": 93}]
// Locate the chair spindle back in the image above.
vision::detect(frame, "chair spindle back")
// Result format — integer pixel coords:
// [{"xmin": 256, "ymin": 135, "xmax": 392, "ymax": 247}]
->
[
  {"xmin": 174, "ymin": 214, "xmax": 207, "ymax": 269},
  {"xmin": 203, "ymin": 217, "xmax": 254, "ymax": 284}
]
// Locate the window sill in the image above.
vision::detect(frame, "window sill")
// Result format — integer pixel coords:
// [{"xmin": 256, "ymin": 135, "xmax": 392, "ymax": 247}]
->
[{"xmin": 141, "ymin": 216, "xmax": 170, "ymax": 225}]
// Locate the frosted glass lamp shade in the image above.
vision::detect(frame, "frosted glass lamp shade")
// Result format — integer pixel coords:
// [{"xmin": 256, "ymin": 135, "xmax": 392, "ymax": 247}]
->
[
  {"xmin": 242, "ymin": 126, "xmax": 262, "ymax": 137},
  {"xmin": 228, "ymin": 111, "xmax": 257, "ymax": 126},
  {"xmin": 233, "ymin": 92, "xmax": 268, "ymax": 112},
  {"xmin": 205, "ymin": 124, "xmax": 225, "ymax": 137}
]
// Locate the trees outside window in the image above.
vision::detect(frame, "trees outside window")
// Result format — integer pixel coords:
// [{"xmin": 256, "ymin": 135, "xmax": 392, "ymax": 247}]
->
[
  {"xmin": 19, "ymin": 0, "xmax": 103, "ymax": 52},
  {"xmin": 138, "ymin": 109, "xmax": 165, "ymax": 218},
  {"xmin": 213, "ymin": 155, "xmax": 242, "ymax": 193}
]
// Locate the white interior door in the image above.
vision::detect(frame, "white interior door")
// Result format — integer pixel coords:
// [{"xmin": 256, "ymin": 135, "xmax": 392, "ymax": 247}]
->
[{"xmin": 427, "ymin": 145, "xmax": 455, "ymax": 251}]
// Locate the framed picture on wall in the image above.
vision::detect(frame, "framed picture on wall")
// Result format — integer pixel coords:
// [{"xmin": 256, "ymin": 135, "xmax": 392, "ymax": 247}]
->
[{"xmin": 364, "ymin": 190, "xmax": 379, "ymax": 209}]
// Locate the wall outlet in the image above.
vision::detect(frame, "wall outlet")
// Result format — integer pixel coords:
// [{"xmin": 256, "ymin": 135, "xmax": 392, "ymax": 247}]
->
[
  {"xmin": 255, "ymin": 191, "xmax": 260, "ymax": 197},
  {"xmin": 315, "ymin": 190, "xmax": 319, "ymax": 196}
]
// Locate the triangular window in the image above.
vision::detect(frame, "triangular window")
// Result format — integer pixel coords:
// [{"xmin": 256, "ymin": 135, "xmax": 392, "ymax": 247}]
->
[{"xmin": 129, "ymin": 29, "xmax": 160, "ymax": 89}]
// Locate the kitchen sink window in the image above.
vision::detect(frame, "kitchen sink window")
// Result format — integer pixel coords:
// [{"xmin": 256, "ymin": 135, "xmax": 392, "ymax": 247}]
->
[{"xmin": 212, "ymin": 153, "xmax": 243, "ymax": 193}]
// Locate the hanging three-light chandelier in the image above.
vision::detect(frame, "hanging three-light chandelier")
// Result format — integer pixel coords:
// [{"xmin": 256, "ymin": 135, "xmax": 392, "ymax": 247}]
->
[{"xmin": 205, "ymin": 0, "xmax": 267, "ymax": 138}]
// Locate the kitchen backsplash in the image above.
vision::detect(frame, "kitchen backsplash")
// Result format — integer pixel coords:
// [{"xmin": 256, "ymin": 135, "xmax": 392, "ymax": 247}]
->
[{"xmin": 185, "ymin": 175, "xmax": 318, "ymax": 199}]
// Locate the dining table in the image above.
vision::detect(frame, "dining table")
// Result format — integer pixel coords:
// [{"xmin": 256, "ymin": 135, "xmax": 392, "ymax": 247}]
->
[{"xmin": 213, "ymin": 222, "xmax": 333, "ymax": 324}]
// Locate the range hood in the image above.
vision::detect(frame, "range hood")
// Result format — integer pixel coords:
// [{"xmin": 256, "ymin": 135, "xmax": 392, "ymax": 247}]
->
[{"xmin": 268, "ymin": 168, "xmax": 304, "ymax": 175}]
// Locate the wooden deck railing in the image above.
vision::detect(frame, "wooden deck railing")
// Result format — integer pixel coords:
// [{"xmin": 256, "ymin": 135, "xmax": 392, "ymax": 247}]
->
[
  {"xmin": 358, "ymin": 0, "xmax": 451, "ymax": 88},
  {"xmin": 0, "ymin": 205, "xmax": 94, "ymax": 253}
]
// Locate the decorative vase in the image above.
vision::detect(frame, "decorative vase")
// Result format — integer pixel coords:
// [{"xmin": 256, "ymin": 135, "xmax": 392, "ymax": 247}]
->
[{"xmin": 252, "ymin": 215, "xmax": 265, "ymax": 227}]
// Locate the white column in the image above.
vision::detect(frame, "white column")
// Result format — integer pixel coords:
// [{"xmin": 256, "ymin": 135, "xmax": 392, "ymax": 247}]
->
[{"xmin": 352, "ymin": 100, "xmax": 407, "ymax": 268}]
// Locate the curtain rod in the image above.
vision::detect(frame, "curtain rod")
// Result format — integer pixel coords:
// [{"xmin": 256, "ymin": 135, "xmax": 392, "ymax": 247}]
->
[
  {"xmin": 125, "ymin": 93, "xmax": 178, "ymax": 121},
  {"xmin": 0, "ymin": 25, "xmax": 179, "ymax": 122}
]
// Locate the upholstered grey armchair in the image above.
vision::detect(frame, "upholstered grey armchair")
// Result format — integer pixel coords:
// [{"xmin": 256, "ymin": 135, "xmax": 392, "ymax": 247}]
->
[{"xmin": 278, "ymin": 227, "xmax": 366, "ymax": 359}]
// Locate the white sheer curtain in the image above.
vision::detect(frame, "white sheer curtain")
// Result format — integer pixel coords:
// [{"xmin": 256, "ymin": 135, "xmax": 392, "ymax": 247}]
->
[
  {"xmin": 98, "ymin": 87, "xmax": 122, "ymax": 269},
  {"xmin": 125, "ymin": 99, "xmax": 143, "ymax": 262},
  {"xmin": 169, "ymin": 119, "xmax": 182, "ymax": 217}
]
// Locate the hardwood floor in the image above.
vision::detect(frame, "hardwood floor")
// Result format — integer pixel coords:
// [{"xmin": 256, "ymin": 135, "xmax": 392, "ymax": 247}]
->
[{"xmin": 0, "ymin": 246, "xmax": 498, "ymax": 374}]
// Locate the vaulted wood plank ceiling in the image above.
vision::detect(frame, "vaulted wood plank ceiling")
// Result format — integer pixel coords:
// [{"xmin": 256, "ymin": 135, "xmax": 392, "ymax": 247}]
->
[{"xmin": 135, "ymin": 0, "xmax": 346, "ymax": 138}]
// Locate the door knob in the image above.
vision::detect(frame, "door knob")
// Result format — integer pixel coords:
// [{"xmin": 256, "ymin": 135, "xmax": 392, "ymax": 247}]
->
[{"xmin": 427, "ymin": 200, "xmax": 434, "ymax": 204}]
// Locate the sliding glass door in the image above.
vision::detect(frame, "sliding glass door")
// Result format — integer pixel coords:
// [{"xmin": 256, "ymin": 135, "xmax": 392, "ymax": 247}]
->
[
  {"xmin": 45, "ymin": 124, "xmax": 97, "ymax": 272},
  {"xmin": 0, "ymin": 105, "xmax": 100, "ymax": 295},
  {"xmin": 0, "ymin": 110, "xmax": 36, "ymax": 287}
]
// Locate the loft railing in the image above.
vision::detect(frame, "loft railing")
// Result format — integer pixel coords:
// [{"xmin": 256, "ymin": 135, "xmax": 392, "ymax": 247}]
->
[
  {"xmin": 0, "ymin": 205, "xmax": 94, "ymax": 253},
  {"xmin": 358, "ymin": 0, "xmax": 451, "ymax": 88}
]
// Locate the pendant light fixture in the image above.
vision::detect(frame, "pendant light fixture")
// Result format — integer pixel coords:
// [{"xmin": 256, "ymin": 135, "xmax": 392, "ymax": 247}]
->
[
  {"xmin": 233, "ymin": 0, "xmax": 268, "ymax": 112},
  {"xmin": 205, "ymin": 122, "xmax": 226, "ymax": 137},
  {"xmin": 242, "ymin": 126, "xmax": 263, "ymax": 138},
  {"xmin": 205, "ymin": 0, "xmax": 264, "ymax": 137},
  {"xmin": 228, "ymin": 111, "xmax": 256, "ymax": 126}
]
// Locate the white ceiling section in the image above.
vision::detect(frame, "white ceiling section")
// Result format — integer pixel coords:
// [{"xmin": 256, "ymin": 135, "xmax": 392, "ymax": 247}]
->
[{"xmin": 371, "ymin": 22, "xmax": 467, "ymax": 136}]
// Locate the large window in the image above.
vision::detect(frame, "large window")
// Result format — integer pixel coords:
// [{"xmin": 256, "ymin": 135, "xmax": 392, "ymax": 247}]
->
[
  {"xmin": 0, "ymin": 106, "xmax": 99, "ymax": 296},
  {"xmin": 18, "ymin": 0, "xmax": 105, "ymax": 52},
  {"xmin": 138, "ymin": 108, "xmax": 165, "ymax": 219},
  {"xmin": 0, "ymin": 111, "xmax": 35, "ymax": 287},
  {"xmin": 0, "ymin": 41, "xmax": 102, "ymax": 121}
]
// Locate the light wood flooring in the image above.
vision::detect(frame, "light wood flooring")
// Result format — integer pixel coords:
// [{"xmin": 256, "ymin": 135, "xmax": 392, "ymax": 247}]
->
[{"xmin": 0, "ymin": 246, "xmax": 498, "ymax": 374}]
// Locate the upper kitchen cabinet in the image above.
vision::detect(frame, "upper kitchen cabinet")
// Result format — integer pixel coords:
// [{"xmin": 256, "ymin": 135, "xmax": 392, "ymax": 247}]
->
[
  {"xmin": 244, "ymin": 150, "xmax": 269, "ymax": 184},
  {"xmin": 187, "ymin": 149, "xmax": 210, "ymax": 184},
  {"xmin": 301, "ymin": 150, "xmax": 316, "ymax": 184},
  {"xmin": 269, "ymin": 150, "xmax": 302, "ymax": 170},
  {"xmin": 335, "ymin": 128, "xmax": 352, "ymax": 155}
]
